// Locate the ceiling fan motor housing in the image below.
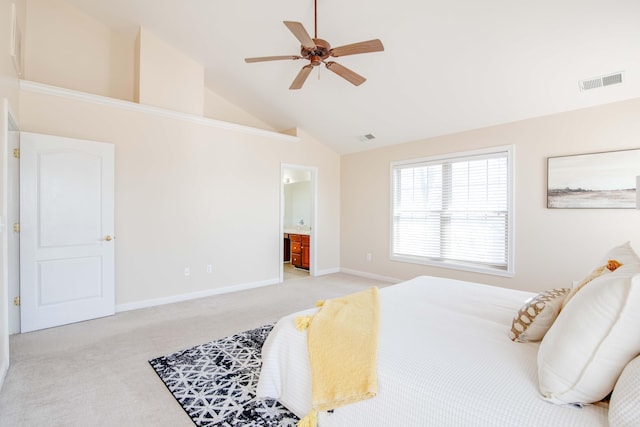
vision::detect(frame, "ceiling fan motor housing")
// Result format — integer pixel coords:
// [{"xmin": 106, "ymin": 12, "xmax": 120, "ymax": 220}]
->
[{"xmin": 302, "ymin": 38, "xmax": 331, "ymax": 66}]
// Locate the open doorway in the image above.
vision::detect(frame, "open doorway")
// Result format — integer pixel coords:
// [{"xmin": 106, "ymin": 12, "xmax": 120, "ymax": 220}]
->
[{"xmin": 280, "ymin": 164, "xmax": 317, "ymax": 282}]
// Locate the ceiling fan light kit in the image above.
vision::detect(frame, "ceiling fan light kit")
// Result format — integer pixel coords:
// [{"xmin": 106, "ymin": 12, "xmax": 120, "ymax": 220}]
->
[{"xmin": 244, "ymin": 0, "xmax": 384, "ymax": 90}]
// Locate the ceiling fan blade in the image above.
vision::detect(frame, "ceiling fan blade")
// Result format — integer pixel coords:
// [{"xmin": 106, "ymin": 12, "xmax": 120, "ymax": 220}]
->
[
  {"xmin": 245, "ymin": 55, "xmax": 302, "ymax": 63},
  {"xmin": 283, "ymin": 21, "xmax": 316, "ymax": 50},
  {"xmin": 325, "ymin": 61, "xmax": 366, "ymax": 86},
  {"xmin": 290, "ymin": 65, "xmax": 314, "ymax": 90},
  {"xmin": 330, "ymin": 39, "xmax": 384, "ymax": 57}
]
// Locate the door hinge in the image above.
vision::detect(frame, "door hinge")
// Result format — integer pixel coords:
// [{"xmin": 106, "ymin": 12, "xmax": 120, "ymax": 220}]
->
[
  {"xmin": 13, "ymin": 296, "xmax": 20, "ymax": 306},
  {"xmin": 13, "ymin": 148, "xmax": 20, "ymax": 159},
  {"xmin": 13, "ymin": 223, "xmax": 20, "ymax": 233}
]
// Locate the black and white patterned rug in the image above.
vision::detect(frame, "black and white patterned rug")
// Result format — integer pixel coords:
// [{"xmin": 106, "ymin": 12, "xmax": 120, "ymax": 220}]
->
[{"xmin": 149, "ymin": 324, "xmax": 299, "ymax": 427}]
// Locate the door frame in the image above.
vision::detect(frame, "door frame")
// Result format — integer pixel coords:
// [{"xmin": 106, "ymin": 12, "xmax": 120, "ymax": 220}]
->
[
  {"xmin": 280, "ymin": 164, "xmax": 318, "ymax": 282},
  {"xmin": 6, "ymin": 103, "xmax": 19, "ymax": 335},
  {"xmin": 1, "ymin": 98, "xmax": 19, "ymax": 386}
]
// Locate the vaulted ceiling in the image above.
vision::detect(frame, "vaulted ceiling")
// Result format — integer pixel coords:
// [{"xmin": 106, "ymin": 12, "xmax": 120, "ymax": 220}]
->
[{"xmin": 64, "ymin": 0, "xmax": 640, "ymax": 154}]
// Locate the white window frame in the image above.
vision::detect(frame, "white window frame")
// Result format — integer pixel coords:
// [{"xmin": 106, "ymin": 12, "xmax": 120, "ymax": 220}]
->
[{"xmin": 389, "ymin": 145, "xmax": 515, "ymax": 277}]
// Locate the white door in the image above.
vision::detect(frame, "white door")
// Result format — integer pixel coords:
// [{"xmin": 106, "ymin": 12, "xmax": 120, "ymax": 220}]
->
[{"xmin": 20, "ymin": 132, "xmax": 115, "ymax": 333}]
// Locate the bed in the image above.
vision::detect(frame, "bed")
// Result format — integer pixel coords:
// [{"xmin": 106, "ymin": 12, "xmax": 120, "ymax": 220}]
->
[{"xmin": 256, "ymin": 276, "xmax": 611, "ymax": 427}]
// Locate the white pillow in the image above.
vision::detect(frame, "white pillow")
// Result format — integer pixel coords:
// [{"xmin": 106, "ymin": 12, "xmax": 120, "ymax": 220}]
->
[
  {"xmin": 560, "ymin": 265, "xmax": 611, "ymax": 310},
  {"xmin": 609, "ymin": 354, "xmax": 640, "ymax": 427},
  {"xmin": 561, "ymin": 241, "xmax": 639, "ymax": 311},
  {"xmin": 598, "ymin": 241, "xmax": 640, "ymax": 266},
  {"xmin": 537, "ymin": 265, "xmax": 640, "ymax": 405}
]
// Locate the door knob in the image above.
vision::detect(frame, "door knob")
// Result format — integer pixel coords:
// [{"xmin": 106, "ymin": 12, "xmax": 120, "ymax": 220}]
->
[{"xmin": 104, "ymin": 235, "xmax": 113, "ymax": 241}]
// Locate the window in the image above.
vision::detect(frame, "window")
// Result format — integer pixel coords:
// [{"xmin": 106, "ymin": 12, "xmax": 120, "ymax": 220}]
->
[{"xmin": 390, "ymin": 146, "xmax": 514, "ymax": 276}]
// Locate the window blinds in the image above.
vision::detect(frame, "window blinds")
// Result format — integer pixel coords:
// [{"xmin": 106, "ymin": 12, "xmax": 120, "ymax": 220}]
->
[{"xmin": 392, "ymin": 149, "xmax": 511, "ymax": 273}]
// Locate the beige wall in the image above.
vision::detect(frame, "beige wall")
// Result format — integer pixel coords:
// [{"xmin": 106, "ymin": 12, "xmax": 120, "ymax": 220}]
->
[
  {"xmin": 136, "ymin": 27, "xmax": 204, "ymax": 115},
  {"xmin": 341, "ymin": 98, "xmax": 640, "ymax": 293},
  {"xmin": 0, "ymin": 0, "xmax": 24, "ymax": 391},
  {"xmin": 19, "ymin": 89, "xmax": 341, "ymax": 307},
  {"xmin": 24, "ymin": 1, "xmax": 277, "ymax": 131},
  {"xmin": 203, "ymin": 87, "xmax": 277, "ymax": 132},
  {"xmin": 0, "ymin": 0, "xmax": 21, "ymax": 107},
  {"xmin": 24, "ymin": 0, "xmax": 134, "ymax": 101}
]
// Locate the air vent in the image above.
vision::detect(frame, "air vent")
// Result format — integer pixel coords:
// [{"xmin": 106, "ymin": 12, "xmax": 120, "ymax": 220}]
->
[
  {"xmin": 579, "ymin": 72, "xmax": 623, "ymax": 91},
  {"xmin": 602, "ymin": 73, "xmax": 623, "ymax": 86},
  {"xmin": 359, "ymin": 133, "xmax": 376, "ymax": 142}
]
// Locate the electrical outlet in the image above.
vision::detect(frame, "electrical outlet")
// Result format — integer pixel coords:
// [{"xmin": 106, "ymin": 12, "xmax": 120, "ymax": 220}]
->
[
  {"xmin": 366, "ymin": 253, "xmax": 372, "ymax": 262},
  {"xmin": 206, "ymin": 264, "xmax": 213, "ymax": 273},
  {"xmin": 184, "ymin": 267, "xmax": 191, "ymax": 277}
]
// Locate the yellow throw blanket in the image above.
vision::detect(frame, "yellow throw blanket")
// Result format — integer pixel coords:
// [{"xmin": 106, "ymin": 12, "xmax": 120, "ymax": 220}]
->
[{"xmin": 295, "ymin": 287, "xmax": 381, "ymax": 427}]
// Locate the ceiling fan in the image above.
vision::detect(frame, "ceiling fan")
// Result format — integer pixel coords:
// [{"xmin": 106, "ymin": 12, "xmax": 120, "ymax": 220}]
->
[{"xmin": 244, "ymin": 0, "xmax": 384, "ymax": 90}]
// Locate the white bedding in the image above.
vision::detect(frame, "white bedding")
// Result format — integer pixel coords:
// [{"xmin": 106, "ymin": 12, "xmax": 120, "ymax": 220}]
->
[{"xmin": 257, "ymin": 276, "xmax": 608, "ymax": 427}]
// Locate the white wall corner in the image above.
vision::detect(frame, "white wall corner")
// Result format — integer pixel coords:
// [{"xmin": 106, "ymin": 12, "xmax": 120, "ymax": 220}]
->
[{"xmin": 314, "ymin": 267, "xmax": 341, "ymax": 276}]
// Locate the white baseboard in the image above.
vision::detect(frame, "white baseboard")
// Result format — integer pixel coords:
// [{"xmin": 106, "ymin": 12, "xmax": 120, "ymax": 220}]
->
[
  {"xmin": 339, "ymin": 268, "xmax": 402, "ymax": 284},
  {"xmin": 314, "ymin": 267, "xmax": 340, "ymax": 276},
  {"xmin": 115, "ymin": 269, "xmax": 399, "ymax": 314},
  {"xmin": 115, "ymin": 278, "xmax": 281, "ymax": 313}
]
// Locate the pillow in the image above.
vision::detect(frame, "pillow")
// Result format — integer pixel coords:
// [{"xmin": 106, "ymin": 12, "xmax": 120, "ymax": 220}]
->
[
  {"xmin": 598, "ymin": 241, "xmax": 640, "ymax": 266},
  {"xmin": 560, "ymin": 261, "xmax": 620, "ymax": 309},
  {"xmin": 537, "ymin": 264, "xmax": 640, "ymax": 405},
  {"xmin": 609, "ymin": 354, "xmax": 640, "ymax": 427},
  {"xmin": 509, "ymin": 288, "xmax": 570, "ymax": 342},
  {"xmin": 559, "ymin": 240, "xmax": 638, "ymax": 310}
]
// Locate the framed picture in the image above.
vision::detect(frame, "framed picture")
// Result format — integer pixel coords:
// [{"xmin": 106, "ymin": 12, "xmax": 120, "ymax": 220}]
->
[
  {"xmin": 10, "ymin": 3, "xmax": 22, "ymax": 77},
  {"xmin": 547, "ymin": 148, "xmax": 640, "ymax": 209}
]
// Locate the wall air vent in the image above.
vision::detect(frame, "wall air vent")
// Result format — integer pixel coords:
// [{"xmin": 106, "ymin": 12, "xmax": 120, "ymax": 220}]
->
[{"xmin": 579, "ymin": 71, "xmax": 623, "ymax": 91}]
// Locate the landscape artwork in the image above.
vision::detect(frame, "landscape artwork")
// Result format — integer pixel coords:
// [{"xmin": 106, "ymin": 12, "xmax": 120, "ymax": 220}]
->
[{"xmin": 547, "ymin": 149, "xmax": 640, "ymax": 209}]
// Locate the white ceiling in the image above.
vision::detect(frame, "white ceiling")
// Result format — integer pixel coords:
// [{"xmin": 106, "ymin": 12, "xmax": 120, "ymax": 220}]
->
[{"xmin": 64, "ymin": 0, "xmax": 640, "ymax": 154}]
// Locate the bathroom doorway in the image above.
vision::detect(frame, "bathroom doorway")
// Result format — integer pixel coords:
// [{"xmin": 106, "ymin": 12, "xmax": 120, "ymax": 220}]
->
[{"xmin": 280, "ymin": 164, "xmax": 317, "ymax": 282}]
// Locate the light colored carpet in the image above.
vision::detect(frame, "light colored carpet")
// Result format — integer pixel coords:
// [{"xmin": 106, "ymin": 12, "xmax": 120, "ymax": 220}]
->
[{"xmin": 0, "ymin": 273, "xmax": 392, "ymax": 427}]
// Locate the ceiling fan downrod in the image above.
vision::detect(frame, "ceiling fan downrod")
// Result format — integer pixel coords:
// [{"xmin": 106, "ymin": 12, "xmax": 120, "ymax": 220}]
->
[{"xmin": 314, "ymin": 0, "xmax": 318, "ymax": 39}]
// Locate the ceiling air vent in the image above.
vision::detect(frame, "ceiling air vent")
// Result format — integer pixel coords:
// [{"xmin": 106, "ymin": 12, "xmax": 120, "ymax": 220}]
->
[
  {"xmin": 579, "ymin": 71, "xmax": 623, "ymax": 91},
  {"xmin": 359, "ymin": 133, "xmax": 376, "ymax": 143}
]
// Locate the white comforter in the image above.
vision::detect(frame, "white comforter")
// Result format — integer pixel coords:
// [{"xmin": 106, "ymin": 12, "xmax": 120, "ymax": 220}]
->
[{"xmin": 257, "ymin": 276, "xmax": 608, "ymax": 427}]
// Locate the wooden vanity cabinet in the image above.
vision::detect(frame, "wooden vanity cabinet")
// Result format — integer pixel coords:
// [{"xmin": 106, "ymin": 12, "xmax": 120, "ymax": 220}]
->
[
  {"xmin": 290, "ymin": 234, "xmax": 301, "ymax": 268},
  {"xmin": 289, "ymin": 234, "xmax": 309, "ymax": 270},
  {"xmin": 301, "ymin": 235, "xmax": 310, "ymax": 269}
]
